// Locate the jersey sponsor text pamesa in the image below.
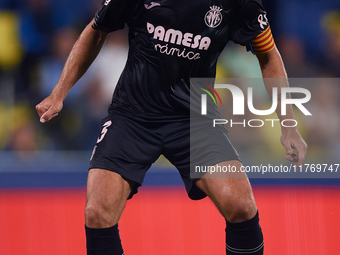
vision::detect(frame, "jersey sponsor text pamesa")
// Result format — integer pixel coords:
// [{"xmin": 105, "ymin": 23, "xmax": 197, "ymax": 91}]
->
[{"xmin": 147, "ymin": 22, "xmax": 211, "ymax": 60}]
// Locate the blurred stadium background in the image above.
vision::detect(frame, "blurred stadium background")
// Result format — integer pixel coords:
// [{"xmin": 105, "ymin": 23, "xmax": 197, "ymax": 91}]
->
[{"xmin": 0, "ymin": 0, "xmax": 340, "ymax": 254}]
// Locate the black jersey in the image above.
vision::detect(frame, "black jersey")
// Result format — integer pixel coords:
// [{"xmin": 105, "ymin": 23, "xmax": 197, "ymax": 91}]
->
[{"xmin": 92, "ymin": 0, "xmax": 269, "ymax": 121}]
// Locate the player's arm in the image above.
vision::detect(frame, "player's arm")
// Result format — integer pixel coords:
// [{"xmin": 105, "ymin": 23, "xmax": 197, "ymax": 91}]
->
[
  {"xmin": 255, "ymin": 45, "xmax": 307, "ymax": 169},
  {"xmin": 36, "ymin": 19, "xmax": 109, "ymax": 123}
]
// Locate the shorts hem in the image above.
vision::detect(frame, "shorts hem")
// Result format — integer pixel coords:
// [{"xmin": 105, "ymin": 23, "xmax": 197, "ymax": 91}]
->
[{"xmin": 89, "ymin": 161, "xmax": 145, "ymax": 199}]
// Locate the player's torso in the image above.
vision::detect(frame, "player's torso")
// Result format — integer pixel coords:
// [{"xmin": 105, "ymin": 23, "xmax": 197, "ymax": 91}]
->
[{"xmin": 112, "ymin": 0, "xmax": 236, "ymax": 119}]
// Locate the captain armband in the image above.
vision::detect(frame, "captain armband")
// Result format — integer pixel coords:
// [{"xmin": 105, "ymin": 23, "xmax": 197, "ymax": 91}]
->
[{"xmin": 251, "ymin": 26, "xmax": 275, "ymax": 53}]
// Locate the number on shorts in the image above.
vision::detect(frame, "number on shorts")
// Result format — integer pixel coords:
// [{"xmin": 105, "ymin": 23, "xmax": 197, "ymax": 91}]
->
[{"xmin": 97, "ymin": 120, "xmax": 112, "ymax": 143}]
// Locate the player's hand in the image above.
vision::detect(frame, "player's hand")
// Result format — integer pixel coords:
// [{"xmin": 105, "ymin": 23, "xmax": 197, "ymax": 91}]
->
[
  {"xmin": 280, "ymin": 129, "xmax": 307, "ymax": 169},
  {"xmin": 35, "ymin": 95, "xmax": 63, "ymax": 123}
]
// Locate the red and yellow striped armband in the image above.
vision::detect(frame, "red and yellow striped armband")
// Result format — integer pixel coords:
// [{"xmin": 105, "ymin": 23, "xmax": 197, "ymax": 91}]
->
[{"xmin": 251, "ymin": 26, "xmax": 275, "ymax": 53}]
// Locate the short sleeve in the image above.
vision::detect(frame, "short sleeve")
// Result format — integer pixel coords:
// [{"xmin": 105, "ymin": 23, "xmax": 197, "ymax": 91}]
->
[
  {"xmin": 229, "ymin": 0, "xmax": 269, "ymax": 46},
  {"xmin": 92, "ymin": 0, "xmax": 129, "ymax": 33}
]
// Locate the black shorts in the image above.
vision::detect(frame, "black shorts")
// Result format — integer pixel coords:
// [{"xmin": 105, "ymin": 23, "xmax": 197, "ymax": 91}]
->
[{"xmin": 89, "ymin": 113, "xmax": 240, "ymax": 200}]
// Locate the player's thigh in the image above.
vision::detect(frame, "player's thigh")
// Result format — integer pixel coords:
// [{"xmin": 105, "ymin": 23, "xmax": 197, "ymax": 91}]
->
[
  {"xmin": 85, "ymin": 168, "xmax": 132, "ymax": 227},
  {"xmin": 195, "ymin": 160, "xmax": 257, "ymax": 222}
]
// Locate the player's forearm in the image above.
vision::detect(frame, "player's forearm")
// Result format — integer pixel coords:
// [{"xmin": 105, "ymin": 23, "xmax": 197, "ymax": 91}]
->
[
  {"xmin": 257, "ymin": 47, "xmax": 296, "ymax": 132},
  {"xmin": 51, "ymin": 20, "xmax": 108, "ymax": 101}
]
